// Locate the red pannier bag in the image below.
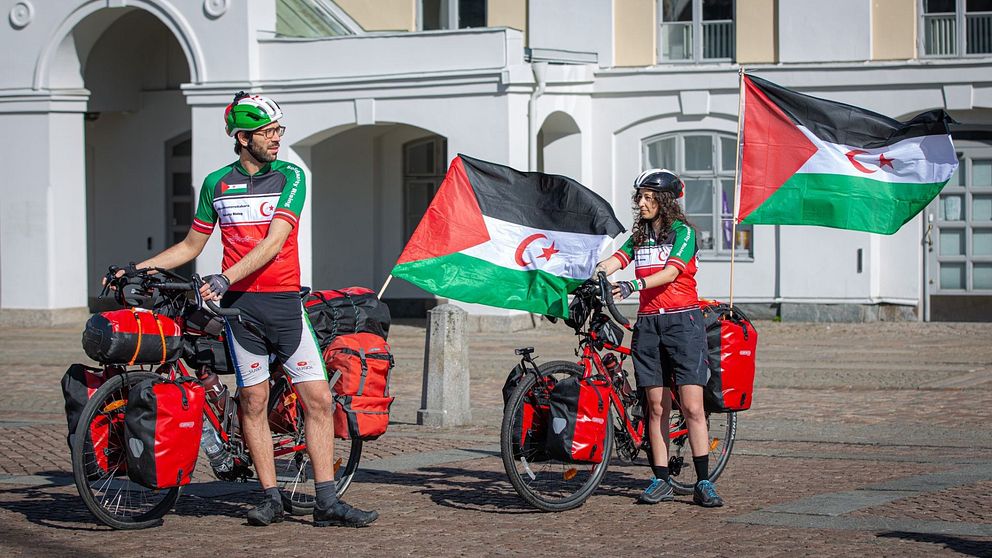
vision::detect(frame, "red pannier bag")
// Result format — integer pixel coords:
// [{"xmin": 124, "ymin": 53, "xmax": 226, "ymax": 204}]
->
[
  {"xmin": 61, "ymin": 364, "xmax": 125, "ymax": 478},
  {"xmin": 324, "ymin": 332, "xmax": 394, "ymax": 440},
  {"xmin": 545, "ymin": 375, "xmax": 611, "ymax": 464},
  {"xmin": 82, "ymin": 308, "xmax": 183, "ymax": 365},
  {"xmin": 304, "ymin": 287, "xmax": 392, "ymax": 347},
  {"xmin": 699, "ymin": 300, "xmax": 758, "ymax": 413},
  {"xmin": 124, "ymin": 377, "xmax": 205, "ymax": 489},
  {"xmin": 502, "ymin": 364, "xmax": 556, "ymax": 462}
]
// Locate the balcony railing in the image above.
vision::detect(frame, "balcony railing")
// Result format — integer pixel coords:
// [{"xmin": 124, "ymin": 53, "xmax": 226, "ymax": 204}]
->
[
  {"xmin": 702, "ymin": 20, "xmax": 734, "ymax": 60},
  {"xmin": 924, "ymin": 14, "xmax": 957, "ymax": 56},
  {"xmin": 968, "ymin": 12, "xmax": 992, "ymax": 54}
]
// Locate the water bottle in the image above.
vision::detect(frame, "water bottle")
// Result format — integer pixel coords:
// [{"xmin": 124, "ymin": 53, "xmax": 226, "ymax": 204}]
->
[
  {"xmin": 603, "ymin": 353, "xmax": 634, "ymax": 398},
  {"xmin": 198, "ymin": 370, "xmax": 229, "ymax": 414},
  {"xmin": 200, "ymin": 420, "xmax": 233, "ymax": 473}
]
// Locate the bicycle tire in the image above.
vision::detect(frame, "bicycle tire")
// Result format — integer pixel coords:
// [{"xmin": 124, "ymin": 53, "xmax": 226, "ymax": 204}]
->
[
  {"xmin": 666, "ymin": 409, "xmax": 736, "ymax": 495},
  {"xmin": 71, "ymin": 371, "xmax": 180, "ymax": 530},
  {"xmin": 267, "ymin": 383, "xmax": 364, "ymax": 515},
  {"xmin": 500, "ymin": 360, "xmax": 613, "ymax": 512}
]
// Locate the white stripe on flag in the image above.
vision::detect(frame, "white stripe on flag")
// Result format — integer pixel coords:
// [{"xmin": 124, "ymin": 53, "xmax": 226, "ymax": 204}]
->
[
  {"xmin": 460, "ymin": 216, "xmax": 611, "ymax": 280},
  {"xmin": 796, "ymin": 127, "xmax": 958, "ymax": 184}
]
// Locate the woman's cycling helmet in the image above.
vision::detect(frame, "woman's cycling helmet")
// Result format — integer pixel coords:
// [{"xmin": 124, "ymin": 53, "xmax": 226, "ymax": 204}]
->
[
  {"xmin": 633, "ymin": 168, "xmax": 684, "ymax": 199},
  {"xmin": 224, "ymin": 91, "xmax": 283, "ymax": 137}
]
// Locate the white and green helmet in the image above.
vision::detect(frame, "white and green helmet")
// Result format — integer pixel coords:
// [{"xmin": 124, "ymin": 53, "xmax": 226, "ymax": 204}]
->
[{"xmin": 224, "ymin": 91, "xmax": 283, "ymax": 137}]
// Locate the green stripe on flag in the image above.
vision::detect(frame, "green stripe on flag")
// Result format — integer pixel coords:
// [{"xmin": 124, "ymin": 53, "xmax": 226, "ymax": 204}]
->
[
  {"xmin": 392, "ymin": 253, "xmax": 585, "ymax": 318},
  {"xmin": 741, "ymin": 173, "xmax": 948, "ymax": 234}
]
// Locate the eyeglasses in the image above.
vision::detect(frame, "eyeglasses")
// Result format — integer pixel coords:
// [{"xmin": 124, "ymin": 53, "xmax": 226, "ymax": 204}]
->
[{"xmin": 253, "ymin": 125, "xmax": 286, "ymax": 139}]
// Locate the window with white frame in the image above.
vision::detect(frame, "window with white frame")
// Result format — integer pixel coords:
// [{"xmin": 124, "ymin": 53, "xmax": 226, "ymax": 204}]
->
[
  {"xmin": 658, "ymin": 0, "xmax": 735, "ymax": 63},
  {"xmin": 419, "ymin": 0, "xmax": 486, "ymax": 31},
  {"xmin": 642, "ymin": 132, "xmax": 752, "ymax": 258},
  {"xmin": 922, "ymin": 0, "xmax": 992, "ymax": 56}
]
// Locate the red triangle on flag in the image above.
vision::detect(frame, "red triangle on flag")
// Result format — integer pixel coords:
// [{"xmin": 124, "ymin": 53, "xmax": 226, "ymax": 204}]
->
[
  {"xmin": 396, "ymin": 156, "xmax": 491, "ymax": 264},
  {"xmin": 739, "ymin": 75, "xmax": 818, "ymax": 222},
  {"xmin": 220, "ymin": 181, "xmax": 230, "ymax": 194}
]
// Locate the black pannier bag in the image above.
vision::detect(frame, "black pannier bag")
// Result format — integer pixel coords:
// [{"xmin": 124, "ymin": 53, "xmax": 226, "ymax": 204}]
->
[
  {"xmin": 304, "ymin": 287, "xmax": 391, "ymax": 347},
  {"xmin": 61, "ymin": 364, "xmax": 121, "ymax": 478},
  {"xmin": 82, "ymin": 308, "xmax": 183, "ymax": 365},
  {"xmin": 125, "ymin": 377, "xmax": 205, "ymax": 489},
  {"xmin": 699, "ymin": 301, "xmax": 758, "ymax": 413},
  {"xmin": 502, "ymin": 365, "xmax": 556, "ymax": 462},
  {"xmin": 183, "ymin": 336, "xmax": 233, "ymax": 374}
]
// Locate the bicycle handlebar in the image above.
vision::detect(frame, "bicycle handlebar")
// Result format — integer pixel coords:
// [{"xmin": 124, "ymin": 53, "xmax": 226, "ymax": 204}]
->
[
  {"xmin": 206, "ymin": 300, "xmax": 241, "ymax": 317},
  {"xmin": 597, "ymin": 271, "xmax": 630, "ymax": 328}
]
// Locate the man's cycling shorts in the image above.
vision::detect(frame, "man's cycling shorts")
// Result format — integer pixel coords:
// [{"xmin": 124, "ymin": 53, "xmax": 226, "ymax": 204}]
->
[
  {"xmin": 630, "ymin": 309, "xmax": 709, "ymax": 389},
  {"xmin": 220, "ymin": 291, "xmax": 327, "ymax": 388}
]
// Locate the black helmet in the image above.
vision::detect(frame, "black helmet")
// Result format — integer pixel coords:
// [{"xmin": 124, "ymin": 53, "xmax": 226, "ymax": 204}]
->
[{"xmin": 633, "ymin": 168, "xmax": 683, "ymax": 198}]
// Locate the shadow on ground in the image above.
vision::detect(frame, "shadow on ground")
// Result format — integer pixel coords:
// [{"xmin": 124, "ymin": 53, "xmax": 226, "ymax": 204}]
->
[{"xmin": 877, "ymin": 531, "xmax": 992, "ymax": 557}]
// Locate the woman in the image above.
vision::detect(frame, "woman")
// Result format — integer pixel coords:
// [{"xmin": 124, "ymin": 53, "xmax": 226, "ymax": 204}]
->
[{"xmin": 595, "ymin": 168, "xmax": 724, "ymax": 507}]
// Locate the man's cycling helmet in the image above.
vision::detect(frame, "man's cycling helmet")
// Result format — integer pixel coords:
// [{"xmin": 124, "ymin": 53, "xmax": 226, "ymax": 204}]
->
[
  {"xmin": 224, "ymin": 91, "xmax": 283, "ymax": 137},
  {"xmin": 633, "ymin": 168, "xmax": 684, "ymax": 199}
]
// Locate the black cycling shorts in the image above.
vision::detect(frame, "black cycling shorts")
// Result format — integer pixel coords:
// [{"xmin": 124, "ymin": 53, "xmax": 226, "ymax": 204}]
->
[
  {"xmin": 221, "ymin": 291, "xmax": 326, "ymax": 388},
  {"xmin": 631, "ymin": 309, "xmax": 709, "ymax": 388}
]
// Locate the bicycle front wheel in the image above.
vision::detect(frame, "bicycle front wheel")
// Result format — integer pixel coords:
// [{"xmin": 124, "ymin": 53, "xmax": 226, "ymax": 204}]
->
[
  {"xmin": 71, "ymin": 371, "xmax": 180, "ymax": 530},
  {"xmin": 500, "ymin": 360, "xmax": 613, "ymax": 512},
  {"xmin": 666, "ymin": 409, "xmax": 736, "ymax": 495}
]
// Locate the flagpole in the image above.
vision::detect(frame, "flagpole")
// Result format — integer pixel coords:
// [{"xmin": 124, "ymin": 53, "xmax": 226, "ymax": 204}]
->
[
  {"xmin": 378, "ymin": 274, "xmax": 394, "ymax": 299},
  {"xmin": 729, "ymin": 67, "xmax": 746, "ymax": 311}
]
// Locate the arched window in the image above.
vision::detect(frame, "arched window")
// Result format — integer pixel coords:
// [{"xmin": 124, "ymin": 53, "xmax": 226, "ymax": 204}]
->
[{"xmin": 642, "ymin": 131, "xmax": 752, "ymax": 258}]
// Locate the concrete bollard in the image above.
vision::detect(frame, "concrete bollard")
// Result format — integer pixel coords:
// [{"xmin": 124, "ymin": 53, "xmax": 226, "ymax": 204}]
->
[{"xmin": 417, "ymin": 304, "xmax": 471, "ymax": 427}]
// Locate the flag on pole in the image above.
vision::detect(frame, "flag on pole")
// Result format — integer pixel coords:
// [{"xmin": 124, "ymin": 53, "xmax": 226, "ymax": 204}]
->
[
  {"xmin": 738, "ymin": 74, "xmax": 959, "ymax": 234},
  {"xmin": 391, "ymin": 155, "xmax": 625, "ymax": 318}
]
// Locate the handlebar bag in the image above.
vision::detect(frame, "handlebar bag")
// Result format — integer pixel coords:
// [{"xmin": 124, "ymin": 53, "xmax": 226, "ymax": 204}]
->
[
  {"xmin": 82, "ymin": 309, "xmax": 183, "ymax": 365},
  {"xmin": 699, "ymin": 300, "xmax": 758, "ymax": 413},
  {"xmin": 502, "ymin": 365, "xmax": 556, "ymax": 462},
  {"xmin": 545, "ymin": 375, "xmax": 610, "ymax": 464},
  {"xmin": 182, "ymin": 336, "xmax": 233, "ymax": 375},
  {"xmin": 61, "ymin": 364, "xmax": 126, "ymax": 479},
  {"xmin": 325, "ymin": 332, "xmax": 395, "ymax": 440},
  {"xmin": 124, "ymin": 377, "xmax": 204, "ymax": 489},
  {"xmin": 304, "ymin": 287, "xmax": 391, "ymax": 347}
]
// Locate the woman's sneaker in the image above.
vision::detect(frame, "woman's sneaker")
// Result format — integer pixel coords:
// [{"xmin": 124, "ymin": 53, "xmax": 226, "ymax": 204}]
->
[
  {"xmin": 313, "ymin": 500, "xmax": 379, "ymax": 528},
  {"xmin": 693, "ymin": 480, "xmax": 724, "ymax": 507},
  {"xmin": 637, "ymin": 477, "xmax": 675, "ymax": 504}
]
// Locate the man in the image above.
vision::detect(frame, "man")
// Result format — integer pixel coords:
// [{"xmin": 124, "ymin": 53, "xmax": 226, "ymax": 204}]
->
[{"xmin": 129, "ymin": 92, "xmax": 378, "ymax": 527}]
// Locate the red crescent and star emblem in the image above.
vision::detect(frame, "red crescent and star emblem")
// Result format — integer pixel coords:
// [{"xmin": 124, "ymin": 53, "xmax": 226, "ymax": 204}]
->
[
  {"xmin": 845, "ymin": 150, "xmax": 895, "ymax": 174},
  {"xmin": 260, "ymin": 201, "xmax": 274, "ymax": 217},
  {"xmin": 514, "ymin": 233, "xmax": 560, "ymax": 267}
]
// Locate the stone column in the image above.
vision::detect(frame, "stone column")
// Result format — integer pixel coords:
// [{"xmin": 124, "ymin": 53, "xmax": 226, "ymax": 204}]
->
[{"xmin": 418, "ymin": 304, "xmax": 471, "ymax": 427}]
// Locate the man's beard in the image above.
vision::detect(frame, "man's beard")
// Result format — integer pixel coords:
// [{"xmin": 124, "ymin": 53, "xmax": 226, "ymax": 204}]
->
[{"xmin": 246, "ymin": 137, "xmax": 277, "ymax": 163}]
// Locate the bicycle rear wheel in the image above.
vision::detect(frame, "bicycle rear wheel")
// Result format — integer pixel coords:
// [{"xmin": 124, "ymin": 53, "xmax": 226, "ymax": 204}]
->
[
  {"xmin": 666, "ymin": 409, "xmax": 736, "ymax": 495},
  {"xmin": 71, "ymin": 371, "xmax": 180, "ymax": 530},
  {"xmin": 269, "ymin": 381, "xmax": 364, "ymax": 515},
  {"xmin": 500, "ymin": 360, "xmax": 613, "ymax": 512}
]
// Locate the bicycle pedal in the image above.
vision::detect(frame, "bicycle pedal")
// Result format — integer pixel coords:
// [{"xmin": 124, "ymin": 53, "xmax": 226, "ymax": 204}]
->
[{"xmin": 668, "ymin": 456, "xmax": 684, "ymax": 476}]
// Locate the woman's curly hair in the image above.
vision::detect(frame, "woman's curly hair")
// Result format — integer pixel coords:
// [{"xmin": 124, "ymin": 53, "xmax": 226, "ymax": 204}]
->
[{"xmin": 631, "ymin": 191, "xmax": 694, "ymax": 245}]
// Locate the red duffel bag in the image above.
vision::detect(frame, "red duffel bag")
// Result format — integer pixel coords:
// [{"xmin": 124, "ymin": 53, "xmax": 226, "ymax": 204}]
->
[
  {"xmin": 82, "ymin": 308, "xmax": 183, "ymax": 365},
  {"xmin": 124, "ymin": 377, "xmax": 204, "ymax": 489},
  {"xmin": 699, "ymin": 300, "xmax": 758, "ymax": 413}
]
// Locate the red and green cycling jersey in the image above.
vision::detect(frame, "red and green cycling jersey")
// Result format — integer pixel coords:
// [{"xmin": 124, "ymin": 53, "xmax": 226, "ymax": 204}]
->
[
  {"xmin": 192, "ymin": 160, "xmax": 305, "ymax": 293},
  {"xmin": 612, "ymin": 220, "xmax": 700, "ymax": 314}
]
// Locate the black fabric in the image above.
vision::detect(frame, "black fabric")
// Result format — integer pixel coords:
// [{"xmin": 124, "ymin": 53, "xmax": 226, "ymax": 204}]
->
[
  {"xmin": 747, "ymin": 74, "xmax": 954, "ymax": 149},
  {"xmin": 693, "ymin": 455, "xmax": 710, "ymax": 482},
  {"xmin": 61, "ymin": 364, "xmax": 106, "ymax": 478},
  {"xmin": 502, "ymin": 365, "xmax": 555, "ymax": 462},
  {"xmin": 631, "ymin": 310, "xmax": 709, "ymax": 388},
  {"xmin": 304, "ymin": 287, "xmax": 391, "ymax": 347},
  {"xmin": 459, "ymin": 154, "xmax": 626, "ymax": 237},
  {"xmin": 183, "ymin": 336, "xmax": 233, "ymax": 374},
  {"xmin": 222, "ymin": 291, "xmax": 307, "ymax": 360}
]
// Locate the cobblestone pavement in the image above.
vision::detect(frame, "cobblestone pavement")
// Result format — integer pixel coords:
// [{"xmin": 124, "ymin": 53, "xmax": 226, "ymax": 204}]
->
[{"xmin": 1, "ymin": 320, "xmax": 991, "ymax": 557}]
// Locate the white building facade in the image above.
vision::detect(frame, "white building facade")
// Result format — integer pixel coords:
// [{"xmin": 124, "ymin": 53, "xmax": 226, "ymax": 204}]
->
[{"xmin": 2, "ymin": 0, "xmax": 990, "ymax": 327}]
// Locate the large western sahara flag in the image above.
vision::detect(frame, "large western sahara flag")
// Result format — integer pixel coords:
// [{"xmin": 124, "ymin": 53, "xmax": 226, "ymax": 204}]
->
[
  {"xmin": 391, "ymin": 155, "xmax": 625, "ymax": 318},
  {"xmin": 739, "ymin": 74, "xmax": 959, "ymax": 234}
]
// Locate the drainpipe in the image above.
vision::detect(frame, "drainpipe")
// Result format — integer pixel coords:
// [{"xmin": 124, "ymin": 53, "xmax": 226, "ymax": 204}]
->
[{"xmin": 528, "ymin": 62, "xmax": 548, "ymax": 171}]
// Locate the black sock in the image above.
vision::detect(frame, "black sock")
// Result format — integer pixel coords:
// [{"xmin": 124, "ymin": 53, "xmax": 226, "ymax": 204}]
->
[
  {"xmin": 651, "ymin": 465, "xmax": 670, "ymax": 482},
  {"xmin": 693, "ymin": 455, "xmax": 709, "ymax": 483},
  {"xmin": 315, "ymin": 479, "xmax": 339, "ymax": 510},
  {"xmin": 264, "ymin": 486, "xmax": 282, "ymax": 507}
]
